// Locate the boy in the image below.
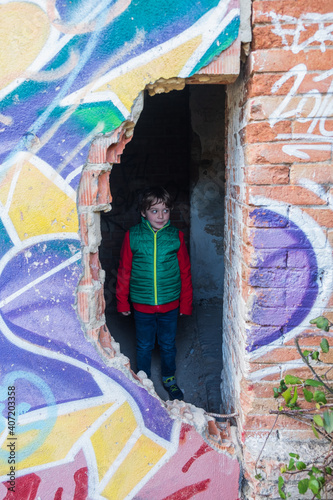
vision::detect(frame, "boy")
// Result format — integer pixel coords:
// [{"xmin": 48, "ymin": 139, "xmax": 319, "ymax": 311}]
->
[{"xmin": 116, "ymin": 186, "xmax": 193, "ymax": 400}]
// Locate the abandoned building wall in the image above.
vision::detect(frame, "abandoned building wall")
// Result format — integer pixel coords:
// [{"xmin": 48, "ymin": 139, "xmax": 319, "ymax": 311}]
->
[
  {"xmin": 0, "ymin": 1, "xmax": 242, "ymax": 499},
  {"xmin": 189, "ymin": 85, "xmax": 226, "ymax": 302},
  {"xmin": 223, "ymin": 1, "xmax": 333, "ymax": 498}
]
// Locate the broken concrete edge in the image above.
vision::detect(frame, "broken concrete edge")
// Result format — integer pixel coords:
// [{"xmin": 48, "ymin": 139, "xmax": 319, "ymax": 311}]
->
[{"xmin": 75, "ymin": 115, "xmax": 243, "ymax": 468}]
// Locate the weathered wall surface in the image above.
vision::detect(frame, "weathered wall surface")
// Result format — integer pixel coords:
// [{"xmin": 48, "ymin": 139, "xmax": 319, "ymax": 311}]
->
[
  {"xmin": 223, "ymin": 1, "xmax": 333, "ymax": 497},
  {"xmin": 190, "ymin": 85, "xmax": 226, "ymax": 302},
  {"xmin": 0, "ymin": 1, "xmax": 241, "ymax": 499}
]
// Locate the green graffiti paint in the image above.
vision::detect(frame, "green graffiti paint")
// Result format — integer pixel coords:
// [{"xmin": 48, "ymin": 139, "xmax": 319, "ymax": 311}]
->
[{"xmin": 189, "ymin": 15, "xmax": 240, "ymax": 76}]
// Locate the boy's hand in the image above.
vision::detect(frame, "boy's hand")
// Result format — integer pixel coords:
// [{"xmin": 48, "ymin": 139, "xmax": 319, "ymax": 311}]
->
[{"xmin": 121, "ymin": 311, "xmax": 131, "ymax": 316}]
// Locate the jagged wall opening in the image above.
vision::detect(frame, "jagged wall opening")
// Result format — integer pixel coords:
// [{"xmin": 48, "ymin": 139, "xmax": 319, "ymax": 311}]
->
[{"xmin": 99, "ymin": 85, "xmax": 226, "ymax": 411}]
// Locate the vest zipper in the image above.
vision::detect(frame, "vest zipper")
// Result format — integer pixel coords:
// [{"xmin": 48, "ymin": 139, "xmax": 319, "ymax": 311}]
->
[
  {"xmin": 153, "ymin": 231, "xmax": 157, "ymax": 305},
  {"xmin": 146, "ymin": 222, "xmax": 169, "ymax": 306}
]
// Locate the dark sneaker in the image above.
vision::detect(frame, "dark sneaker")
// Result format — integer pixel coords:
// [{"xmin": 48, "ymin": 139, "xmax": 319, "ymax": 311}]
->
[{"xmin": 162, "ymin": 376, "xmax": 184, "ymax": 401}]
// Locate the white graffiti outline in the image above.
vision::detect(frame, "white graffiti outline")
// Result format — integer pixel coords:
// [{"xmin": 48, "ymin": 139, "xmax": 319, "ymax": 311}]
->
[
  {"xmin": 65, "ymin": 164, "xmax": 84, "ymax": 185},
  {"xmin": 0, "ymin": 228, "xmax": 181, "ymax": 497},
  {"xmin": 269, "ymin": 63, "xmax": 333, "ymax": 159},
  {"xmin": 269, "ymin": 12, "xmax": 333, "ymax": 53},
  {"xmin": 248, "ymin": 187, "xmax": 333, "ymax": 362},
  {"xmin": 62, "ymin": 0, "xmax": 240, "ymax": 109},
  {"xmin": 0, "ymin": 252, "xmax": 81, "ymax": 308},
  {"xmin": 0, "ymin": 295, "xmax": 179, "ymax": 497}
]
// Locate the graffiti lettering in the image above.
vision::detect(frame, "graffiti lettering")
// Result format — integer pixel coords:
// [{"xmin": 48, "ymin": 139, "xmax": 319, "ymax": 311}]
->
[
  {"xmin": 269, "ymin": 64, "xmax": 333, "ymax": 159},
  {"xmin": 269, "ymin": 12, "xmax": 333, "ymax": 53}
]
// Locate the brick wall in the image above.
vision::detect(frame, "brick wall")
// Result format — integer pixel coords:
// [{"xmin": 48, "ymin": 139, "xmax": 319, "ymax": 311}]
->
[{"xmin": 223, "ymin": 1, "xmax": 333, "ymax": 497}]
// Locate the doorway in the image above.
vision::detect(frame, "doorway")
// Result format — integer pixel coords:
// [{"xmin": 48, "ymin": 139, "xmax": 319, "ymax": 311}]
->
[{"xmin": 99, "ymin": 85, "xmax": 225, "ymax": 412}]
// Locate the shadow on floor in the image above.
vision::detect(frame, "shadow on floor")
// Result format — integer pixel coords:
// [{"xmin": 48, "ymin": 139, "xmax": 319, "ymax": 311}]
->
[{"xmin": 105, "ymin": 301, "xmax": 223, "ymax": 413}]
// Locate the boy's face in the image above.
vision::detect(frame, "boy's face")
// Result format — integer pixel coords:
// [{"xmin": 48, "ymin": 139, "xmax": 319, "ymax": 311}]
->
[{"xmin": 142, "ymin": 200, "xmax": 170, "ymax": 231}]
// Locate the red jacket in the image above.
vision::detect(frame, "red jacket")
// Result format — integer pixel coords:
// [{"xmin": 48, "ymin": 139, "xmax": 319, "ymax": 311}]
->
[{"xmin": 116, "ymin": 229, "xmax": 193, "ymax": 315}]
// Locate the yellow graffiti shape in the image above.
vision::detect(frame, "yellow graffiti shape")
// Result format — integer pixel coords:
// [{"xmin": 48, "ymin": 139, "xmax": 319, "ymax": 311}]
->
[
  {"xmin": 102, "ymin": 434, "xmax": 166, "ymax": 499},
  {"xmin": 0, "ymin": 160, "xmax": 78, "ymax": 239},
  {"xmin": 96, "ymin": 36, "xmax": 202, "ymax": 110},
  {"xmin": 0, "ymin": 403, "xmax": 113, "ymax": 473},
  {"xmin": 91, "ymin": 401, "xmax": 137, "ymax": 481},
  {"xmin": 0, "ymin": 2, "xmax": 50, "ymax": 90}
]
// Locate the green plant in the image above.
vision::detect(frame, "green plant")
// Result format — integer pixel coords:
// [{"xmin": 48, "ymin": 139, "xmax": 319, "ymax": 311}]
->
[{"xmin": 255, "ymin": 316, "xmax": 333, "ymax": 499}]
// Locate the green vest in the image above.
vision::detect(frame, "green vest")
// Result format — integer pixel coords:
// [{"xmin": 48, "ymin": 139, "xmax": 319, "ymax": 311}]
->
[{"xmin": 129, "ymin": 218, "xmax": 181, "ymax": 305}]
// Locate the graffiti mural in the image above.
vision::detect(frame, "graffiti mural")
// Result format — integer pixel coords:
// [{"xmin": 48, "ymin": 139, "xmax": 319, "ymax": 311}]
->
[
  {"xmin": 247, "ymin": 9, "xmax": 333, "ymax": 370},
  {"xmin": 0, "ymin": 0, "xmax": 240, "ymax": 498}
]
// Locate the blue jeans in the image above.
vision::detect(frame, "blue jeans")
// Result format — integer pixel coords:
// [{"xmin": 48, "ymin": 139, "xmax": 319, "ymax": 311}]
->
[{"xmin": 133, "ymin": 308, "xmax": 179, "ymax": 378}]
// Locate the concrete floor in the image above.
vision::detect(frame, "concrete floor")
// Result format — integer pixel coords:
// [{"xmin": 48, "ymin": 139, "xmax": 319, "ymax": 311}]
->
[{"xmin": 105, "ymin": 301, "xmax": 223, "ymax": 413}]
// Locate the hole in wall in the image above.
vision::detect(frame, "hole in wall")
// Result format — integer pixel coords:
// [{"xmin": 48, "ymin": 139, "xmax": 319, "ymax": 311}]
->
[{"xmin": 99, "ymin": 85, "xmax": 226, "ymax": 413}]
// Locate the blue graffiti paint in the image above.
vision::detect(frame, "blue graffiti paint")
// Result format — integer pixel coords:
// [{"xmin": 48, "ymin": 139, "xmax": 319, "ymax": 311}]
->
[
  {"xmin": 247, "ymin": 209, "xmax": 318, "ymax": 352},
  {"xmin": 0, "ymin": 220, "xmax": 13, "ymax": 259},
  {"xmin": 0, "ymin": 371, "xmax": 57, "ymax": 462},
  {"xmin": 0, "ymin": 0, "xmax": 239, "ymax": 179},
  {"xmin": 0, "ymin": 237, "xmax": 174, "ymax": 440}
]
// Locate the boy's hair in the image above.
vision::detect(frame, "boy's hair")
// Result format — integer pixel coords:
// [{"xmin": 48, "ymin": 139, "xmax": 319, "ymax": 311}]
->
[{"xmin": 140, "ymin": 186, "xmax": 174, "ymax": 213}]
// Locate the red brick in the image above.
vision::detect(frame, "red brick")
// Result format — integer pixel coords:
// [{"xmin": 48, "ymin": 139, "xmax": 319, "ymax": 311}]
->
[
  {"xmin": 79, "ymin": 213, "xmax": 89, "ymax": 246},
  {"xmin": 320, "ymin": 350, "xmax": 333, "ymax": 363},
  {"xmin": 302, "ymin": 207, "xmax": 333, "ymax": 227},
  {"xmin": 245, "ymin": 143, "xmax": 331, "ymax": 165},
  {"xmin": 245, "ymin": 165, "xmax": 290, "ymax": 184},
  {"xmin": 79, "ymin": 253, "xmax": 93, "ymax": 286},
  {"xmin": 249, "ymin": 383, "xmax": 277, "ymax": 398},
  {"xmin": 89, "ymin": 142, "xmax": 107, "ymax": 164},
  {"xmin": 252, "ymin": 24, "xmax": 333, "ymax": 50},
  {"xmin": 89, "ymin": 252, "xmax": 102, "ymax": 281},
  {"xmin": 105, "ymin": 133, "xmax": 132, "ymax": 164},
  {"xmin": 290, "ymin": 164, "xmax": 333, "ymax": 184},
  {"xmin": 88, "ymin": 126, "xmax": 124, "ymax": 163},
  {"xmin": 293, "ymin": 120, "xmax": 333, "ymax": 137},
  {"xmin": 78, "ymin": 170, "xmax": 99, "ymax": 206},
  {"xmin": 253, "ymin": 1, "xmax": 333, "ymax": 23},
  {"xmin": 247, "ymin": 185, "xmax": 327, "ymax": 205},
  {"xmin": 251, "ymin": 49, "xmax": 333, "ymax": 74},
  {"xmin": 253, "ymin": 371, "xmax": 283, "ymax": 382},
  {"xmin": 96, "ymin": 171, "xmax": 111, "ymax": 205},
  {"xmin": 252, "ymin": 25, "xmax": 290, "ymax": 51},
  {"xmin": 244, "ymin": 397, "xmax": 280, "ymax": 415},
  {"xmin": 329, "ymin": 230, "xmax": 333, "ymax": 248},
  {"xmin": 99, "ymin": 324, "xmax": 114, "ymax": 351},
  {"xmin": 77, "ymin": 291, "xmax": 89, "ymax": 323},
  {"xmin": 284, "ymin": 334, "xmax": 331, "ymax": 347},
  {"xmin": 95, "ymin": 287, "xmax": 105, "ymax": 322},
  {"xmin": 248, "ymin": 95, "xmax": 328, "ymax": 122},
  {"xmin": 247, "ymin": 71, "xmax": 333, "ymax": 98},
  {"xmin": 242, "ymin": 121, "xmax": 292, "ymax": 143},
  {"xmin": 282, "ymin": 367, "xmax": 314, "ymax": 380},
  {"xmin": 86, "ymin": 327, "xmax": 100, "ymax": 344},
  {"xmin": 324, "ymin": 311, "xmax": 333, "ymax": 322},
  {"xmin": 255, "ymin": 347, "xmax": 300, "ymax": 364},
  {"xmin": 78, "ymin": 169, "xmax": 112, "ymax": 207},
  {"xmin": 243, "ymin": 414, "xmax": 310, "ymax": 431}
]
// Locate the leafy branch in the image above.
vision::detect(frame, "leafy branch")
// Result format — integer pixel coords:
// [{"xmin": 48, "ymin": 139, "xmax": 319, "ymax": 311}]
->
[{"xmin": 256, "ymin": 316, "xmax": 333, "ymax": 499}]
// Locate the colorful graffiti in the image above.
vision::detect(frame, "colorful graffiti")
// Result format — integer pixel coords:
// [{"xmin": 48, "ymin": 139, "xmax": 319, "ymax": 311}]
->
[
  {"xmin": 247, "ymin": 10, "xmax": 333, "ymax": 364},
  {"xmin": 0, "ymin": 0, "xmax": 240, "ymax": 498}
]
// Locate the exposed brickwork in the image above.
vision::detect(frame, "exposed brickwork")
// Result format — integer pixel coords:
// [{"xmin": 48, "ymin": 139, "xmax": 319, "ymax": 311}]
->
[
  {"xmin": 223, "ymin": 1, "xmax": 333, "ymax": 497},
  {"xmin": 76, "ymin": 129, "xmax": 135, "ymax": 354}
]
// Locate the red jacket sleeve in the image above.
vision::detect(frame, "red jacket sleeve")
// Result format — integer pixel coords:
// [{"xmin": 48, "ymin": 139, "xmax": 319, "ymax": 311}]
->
[
  {"xmin": 177, "ymin": 232, "xmax": 193, "ymax": 315},
  {"xmin": 116, "ymin": 231, "xmax": 132, "ymax": 313}
]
